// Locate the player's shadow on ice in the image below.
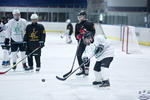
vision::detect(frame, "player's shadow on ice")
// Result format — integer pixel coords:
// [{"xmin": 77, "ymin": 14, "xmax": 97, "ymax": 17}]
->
[
  {"xmin": 62, "ymin": 76, "xmax": 111, "ymax": 91},
  {"xmin": 63, "ymin": 76, "xmax": 92, "ymax": 88}
]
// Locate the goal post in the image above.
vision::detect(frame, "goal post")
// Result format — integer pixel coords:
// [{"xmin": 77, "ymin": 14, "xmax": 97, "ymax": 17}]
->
[{"xmin": 122, "ymin": 25, "xmax": 140, "ymax": 54}]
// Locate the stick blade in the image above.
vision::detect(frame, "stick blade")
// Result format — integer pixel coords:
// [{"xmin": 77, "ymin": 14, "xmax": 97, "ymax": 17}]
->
[
  {"xmin": 0, "ymin": 72, "xmax": 6, "ymax": 74},
  {"xmin": 56, "ymin": 76, "xmax": 67, "ymax": 81},
  {"xmin": 63, "ymin": 71, "xmax": 72, "ymax": 78}
]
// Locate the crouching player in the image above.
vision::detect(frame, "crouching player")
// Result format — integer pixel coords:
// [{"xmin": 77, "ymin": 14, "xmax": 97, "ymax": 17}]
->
[{"xmin": 82, "ymin": 31, "xmax": 114, "ymax": 87}]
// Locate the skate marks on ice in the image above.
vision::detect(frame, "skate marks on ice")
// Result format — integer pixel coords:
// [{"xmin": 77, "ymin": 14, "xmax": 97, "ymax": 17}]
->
[{"xmin": 54, "ymin": 75, "xmax": 113, "ymax": 100}]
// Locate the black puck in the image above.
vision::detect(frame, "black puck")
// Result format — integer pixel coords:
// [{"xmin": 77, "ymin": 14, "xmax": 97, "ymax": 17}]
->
[{"xmin": 41, "ymin": 79, "xmax": 45, "ymax": 82}]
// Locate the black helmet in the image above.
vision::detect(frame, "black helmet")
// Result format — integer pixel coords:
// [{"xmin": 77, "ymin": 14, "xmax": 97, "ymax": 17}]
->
[{"xmin": 78, "ymin": 10, "xmax": 87, "ymax": 16}]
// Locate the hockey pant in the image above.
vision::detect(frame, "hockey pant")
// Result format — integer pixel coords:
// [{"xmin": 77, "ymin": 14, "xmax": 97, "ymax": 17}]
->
[
  {"xmin": 28, "ymin": 55, "xmax": 41, "ymax": 69},
  {"xmin": 77, "ymin": 41, "xmax": 90, "ymax": 71},
  {"xmin": 94, "ymin": 57, "xmax": 113, "ymax": 81},
  {"xmin": 11, "ymin": 43, "xmax": 26, "ymax": 64}
]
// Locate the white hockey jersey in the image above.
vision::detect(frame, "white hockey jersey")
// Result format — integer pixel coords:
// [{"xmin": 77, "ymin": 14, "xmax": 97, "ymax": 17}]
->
[
  {"xmin": 83, "ymin": 35, "xmax": 114, "ymax": 61},
  {"xmin": 5, "ymin": 18, "xmax": 27, "ymax": 42},
  {"xmin": 0, "ymin": 23, "xmax": 8, "ymax": 43}
]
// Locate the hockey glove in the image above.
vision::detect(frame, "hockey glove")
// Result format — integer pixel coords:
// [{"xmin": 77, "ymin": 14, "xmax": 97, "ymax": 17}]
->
[
  {"xmin": 77, "ymin": 34, "xmax": 82, "ymax": 40},
  {"xmin": 4, "ymin": 38, "xmax": 9, "ymax": 46},
  {"xmin": 95, "ymin": 44, "xmax": 104, "ymax": 55},
  {"xmin": 80, "ymin": 28, "xmax": 86, "ymax": 35},
  {"xmin": 39, "ymin": 41, "xmax": 45, "ymax": 48},
  {"xmin": 0, "ymin": 27, "xmax": 3, "ymax": 32},
  {"xmin": 82, "ymin": 57, "xmax": 89, "ymax": 65}
]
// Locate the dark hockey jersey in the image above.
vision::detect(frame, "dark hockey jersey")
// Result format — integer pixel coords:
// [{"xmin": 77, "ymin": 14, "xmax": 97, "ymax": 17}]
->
[
  {"xmin": 75, "ymin": 20, "xmax": 95, "ymax": 41},
  {"xmin": 24, "ymin": 23, "xmax": 46, "ymax": 42},
  {"xmin": 66, "ymin": 23, "xmax": 73, "ymax": 35},
  {"xmin": 24, "ymin": 23, "xmax": 46, "ymax": 55}
]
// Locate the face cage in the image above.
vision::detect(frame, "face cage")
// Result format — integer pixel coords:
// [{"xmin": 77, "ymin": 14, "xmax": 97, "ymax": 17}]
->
[
  {"xmin": 77, "ymin": 15, "xmax": 86, "ymax": 21},
  {"xmin": 13, "ymin": 14, "xmax": 20, "ymax": 20}
]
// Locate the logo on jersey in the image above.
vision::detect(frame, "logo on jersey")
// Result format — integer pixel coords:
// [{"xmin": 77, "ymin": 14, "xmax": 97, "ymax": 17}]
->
[
  {"xmin": 14, "ymin": 23, "xmax": 23, "ymax": 35},
  {"xmin": 30, "ymin": 28, "xmax": 39, "ymax": 41},
  {"xmin": 43, "ymin": 30, "xmax": 46, "ymax": 34}
]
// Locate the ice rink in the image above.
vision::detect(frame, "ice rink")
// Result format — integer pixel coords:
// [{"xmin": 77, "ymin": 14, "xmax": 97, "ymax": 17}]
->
[{"xmin": 0, "ymin": 33, "xmax": 150, "ymax": 100}]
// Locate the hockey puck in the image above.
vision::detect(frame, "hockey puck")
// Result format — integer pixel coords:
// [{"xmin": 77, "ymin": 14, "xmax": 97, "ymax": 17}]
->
[{"xmin": 41, "ymin": 79, "xmax": 45, "ymax": 82}]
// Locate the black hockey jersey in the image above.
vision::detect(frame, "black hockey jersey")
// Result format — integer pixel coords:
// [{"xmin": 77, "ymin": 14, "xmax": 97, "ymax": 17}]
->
[
  {"xmin": 24, "ymin": 23, "xmax": 46, "ymax": 55},
  {"xmin": 66, "ymin": 23, "xmax": 73, "ymax": 35},
  {"xmin": 24, "ymin": 23, "xmax": 46, "ymax": 42},
  {"xmin": 75, "ymin": 20, "xmax": 95, "ymax": 41}
]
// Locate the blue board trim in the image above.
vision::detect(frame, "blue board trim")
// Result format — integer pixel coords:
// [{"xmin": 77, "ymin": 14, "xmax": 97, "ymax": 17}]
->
[{"xmin": 0, "ymin": 0, "xmax": 87, "ymax": 8}]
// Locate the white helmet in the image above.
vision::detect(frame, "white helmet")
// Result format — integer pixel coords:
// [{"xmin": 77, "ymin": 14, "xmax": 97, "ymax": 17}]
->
[
  {"xmin": 30, "ymin": 14, "xmax": 38, "ymax": 20},
  {"xmin": 66, "ymin": 19, "xmax": 71, "ymax": 23},
  {"xmin": 12, "ymin": 9, "xmax": 20, "ymax": 15}
]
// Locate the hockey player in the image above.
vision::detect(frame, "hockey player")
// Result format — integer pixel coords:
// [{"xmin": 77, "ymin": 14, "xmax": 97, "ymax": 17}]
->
[
  {"xmin": 4, "ymin": 9, "xmax": 28, "ymax": 70},
  {"xmin": 24, "ymin": 14, "xmax": 46, "ymax": 72},
  {"xmin": 0, "ymin": 17, "xmax": 10, "ymax": 66},
  {"xmin": 65, "ymin": 19, "xmax": 73, "ymax": 44},
  {"xmin": 82, "ymin": 31, "xmax": 114, "ymax": 87},
  {"xmin": 75, "ymin": 10, "xmax": 95, "ymax": 76}
]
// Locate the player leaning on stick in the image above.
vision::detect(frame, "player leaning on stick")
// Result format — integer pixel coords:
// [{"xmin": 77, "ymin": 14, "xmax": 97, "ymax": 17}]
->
[
  {"xmin": 4, "ymin": 9, "xmax": 28, "ymax": 71},
  {"xmin": 82, "ymin": 31, "xmax": 114, "ymax": 87},
  {"xmin": 75, "ymin": 10, "xmax": 95, "ymax": 76},
  {"xmin": 24, "ymin": 14, "xmax": 46, "ymax": 72}
]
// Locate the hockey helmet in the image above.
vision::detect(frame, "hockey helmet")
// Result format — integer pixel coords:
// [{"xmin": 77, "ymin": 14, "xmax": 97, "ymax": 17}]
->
[
  {"xmin": 66, "ymin": 19, "xmax": 71, "ymax": 23},
  {"xmin": 30, "ymin": 14, "xmax": 38, "ymax": 20},
  {"xmin": 78, "ymin": 10, "xmax": 87, "ymax": 16},
  {"xmin": 12, "ymin": 9, "xmax": 20, "ymax": 15},
  {"xmin": 12, "ymin": 9, "xmax": 20, "ymax": 20},
  {"xmin": 78, "ymin": 10, "xmax": 87, "ymax": 21}
]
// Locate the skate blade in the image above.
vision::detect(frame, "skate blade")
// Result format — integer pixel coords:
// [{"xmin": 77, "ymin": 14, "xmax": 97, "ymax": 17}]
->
[{"xmin": 99, "ymin": 86, "xmax": 111, "ymax": 90}]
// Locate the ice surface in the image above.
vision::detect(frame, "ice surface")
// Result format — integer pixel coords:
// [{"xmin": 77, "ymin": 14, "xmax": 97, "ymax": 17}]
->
[{"xmin": 0, "ymin": 33, "xmax": 150, "ymax": 100}]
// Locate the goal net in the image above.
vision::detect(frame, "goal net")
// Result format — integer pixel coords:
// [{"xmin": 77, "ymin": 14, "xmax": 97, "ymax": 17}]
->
[{"xmin": 122, "ymin": 26, "xmax": 140, "ymax": 54}]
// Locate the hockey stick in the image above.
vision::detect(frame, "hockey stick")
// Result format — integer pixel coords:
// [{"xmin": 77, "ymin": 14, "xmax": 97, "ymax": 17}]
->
[
  {"xmin": 98, "ymin": 23, "xmax": 107, "ymax": 39},
  {"xmin": 56, "ymin": 54, "xmax": 95, "ymax": 81},
  {"xmin": 0, "ymin": 47, "xmax": 40, "ymax": 75},
  {"xmin": 62, "ymin": 40, "xmax": 81, "ymax": 78}
]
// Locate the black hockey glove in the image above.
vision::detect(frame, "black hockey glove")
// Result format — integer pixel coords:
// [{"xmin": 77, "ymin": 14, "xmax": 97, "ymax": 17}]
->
[
  {"xmin": 39, "ymin": 41, "xmax": 44, "ymax": 48},
  {"xmin": 95, "ymin": 44, "xmax": 104, "ymax": 55},
  {"xmin": 4, "ymin": 38, "xmax": 9, "ymax": 46},
  {"xmin": 0, "ymin": 27, "xmax": 3, "ymax": 32},
  {"xmin": 82, "ymin": 57, "xmax": 89, "ymax": 65}
]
